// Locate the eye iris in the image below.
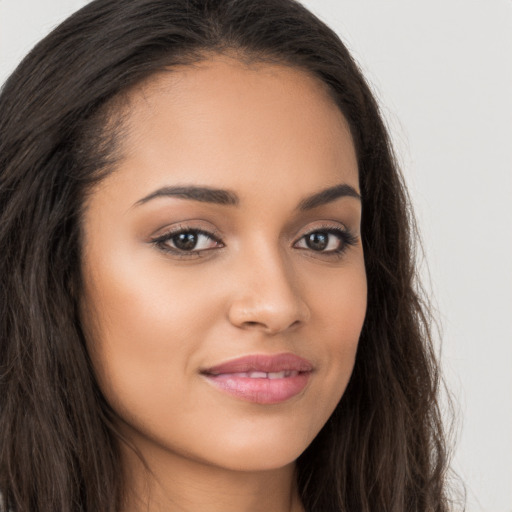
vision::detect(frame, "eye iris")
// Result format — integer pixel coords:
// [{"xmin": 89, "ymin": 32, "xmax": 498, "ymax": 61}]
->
[
  {"xmin": 306, "ymin": 232, "xmax": 329, "ymax": 251},
  {"xmin": 173, "ymin": 232, "xmax": 198, "ymax": 251}
]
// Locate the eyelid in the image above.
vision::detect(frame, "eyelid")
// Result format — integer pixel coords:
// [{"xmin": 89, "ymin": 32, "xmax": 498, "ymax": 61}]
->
[
  {"xmin": 150, "ymin": 223, "xmax": 224, "ymax": 258},
  {"xmin": 294, "ymin": 221, "xmax": 350, "ymax": 241},
  {"xmin": 293, "ymin": 222, "xmax": 359, "ymax": 255},
  {"xmin": 148, "ymin": 220, "xmax": 359, "ymax": 259}
]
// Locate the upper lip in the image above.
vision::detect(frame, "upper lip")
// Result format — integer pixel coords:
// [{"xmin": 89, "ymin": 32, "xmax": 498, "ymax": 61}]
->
[{"xmin": 201, "ymin": 353, "xmax": 314, "ymax": 375}]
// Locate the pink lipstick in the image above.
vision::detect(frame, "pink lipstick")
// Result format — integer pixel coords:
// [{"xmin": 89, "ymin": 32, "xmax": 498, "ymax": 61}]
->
[{"xmin": 201, "ymin": 353, "xmax": 313, "ymax": 404}]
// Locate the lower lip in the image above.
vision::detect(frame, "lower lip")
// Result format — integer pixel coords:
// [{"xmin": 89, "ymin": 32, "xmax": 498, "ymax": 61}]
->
[{"xmin": 203, "ymin": 372, "xmax": 311, "ymax": 404}]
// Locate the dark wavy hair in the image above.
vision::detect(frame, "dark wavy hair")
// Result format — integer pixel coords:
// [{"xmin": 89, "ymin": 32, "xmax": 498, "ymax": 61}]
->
[{"xmin": 0, "ymin": 0, "xmax": 452, "ymax": 511}]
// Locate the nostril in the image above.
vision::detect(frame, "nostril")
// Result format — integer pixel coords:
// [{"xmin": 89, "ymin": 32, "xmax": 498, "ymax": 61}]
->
[
  {"xmin": 242, "ymin": 321, "xmax": 263, "ymax": 328},
  {"xmin": 240, "ymin": 318, "xmax": 303, "ymax": 334}
]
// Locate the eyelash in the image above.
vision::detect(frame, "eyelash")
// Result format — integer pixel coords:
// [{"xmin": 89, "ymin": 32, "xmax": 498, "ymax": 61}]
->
[
  {"xmin": 295, "ymin": 225, "xmax": 359, "ymax": 258},
  {"xmin": 151, "ymin": 224, "xmax": 358, "ymax": 259},
  {"xmin": 151, "ymin": 226, "xmax": 223, "ymax": 258}
]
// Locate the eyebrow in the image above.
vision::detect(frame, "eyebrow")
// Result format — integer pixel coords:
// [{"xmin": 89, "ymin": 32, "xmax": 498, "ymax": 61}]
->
[
  {"xmin": 297, "ymin": 183, "xmax": 361, "ymax": 210},
  {"xmin": 133, "ymin": 183, "xmax": 360, "ymax": 209},
  {"xmin": 134, "ymin": 186, "xmax": 239, "ymax": 207}
]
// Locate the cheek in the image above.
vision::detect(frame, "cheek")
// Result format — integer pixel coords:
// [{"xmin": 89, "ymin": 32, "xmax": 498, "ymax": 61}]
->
[
  {"xmin": 307, "ymin": 258, "xmax": 367, "ymax": 404},
  {"xmin": 79, "ymin": 248, "xmax": 219, "ymax": 417},
  {"xmin": 82, "ymin": 233, "xmax": 218, "ymax": 346},
  {"xmin": 309, "ymin": 253, "xmax": 367, "ymax": 342}
]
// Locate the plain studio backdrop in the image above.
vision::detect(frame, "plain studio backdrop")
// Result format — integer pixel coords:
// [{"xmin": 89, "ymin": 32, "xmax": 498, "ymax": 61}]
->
[{"xmin": 1, "ymin": 1, "xmax": 511, "ymax": 511}]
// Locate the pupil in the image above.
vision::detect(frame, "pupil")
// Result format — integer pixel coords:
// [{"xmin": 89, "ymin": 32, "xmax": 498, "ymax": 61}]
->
[
  {"xmin": 173, "ymin": 232, "xmax": 198, "ymax": 251},
  {"xmin": 307, "ymin": 232, "xmax": 328, "ymax": 251}
]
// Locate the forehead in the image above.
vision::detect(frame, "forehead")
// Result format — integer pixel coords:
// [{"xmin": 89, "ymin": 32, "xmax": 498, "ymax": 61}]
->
[{"xmin": 94, "ymin": 56, "xmax": 358, "ymax": 206}]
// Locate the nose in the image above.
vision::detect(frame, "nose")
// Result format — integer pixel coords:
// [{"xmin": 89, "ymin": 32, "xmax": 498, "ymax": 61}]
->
[{"xmin": 227, "ymin": 246, "xmax": 310, "ymax": 335}]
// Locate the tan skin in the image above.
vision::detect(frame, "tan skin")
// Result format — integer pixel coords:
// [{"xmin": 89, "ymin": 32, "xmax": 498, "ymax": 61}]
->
[{"xmin": 80, "ymin": 56, "xmax": 367, "ymax": 512}]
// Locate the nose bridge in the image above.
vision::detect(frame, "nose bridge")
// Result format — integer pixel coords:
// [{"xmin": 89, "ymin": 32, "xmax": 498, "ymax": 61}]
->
[{"xmin": 227, "ymin": 237, "xmax": 309, "ymax": 333}]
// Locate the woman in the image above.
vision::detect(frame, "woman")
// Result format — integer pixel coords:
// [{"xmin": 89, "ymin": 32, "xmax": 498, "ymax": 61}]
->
[{"xmin": 0, "ymin": 0, "xmax": 451, "ymax": 511}]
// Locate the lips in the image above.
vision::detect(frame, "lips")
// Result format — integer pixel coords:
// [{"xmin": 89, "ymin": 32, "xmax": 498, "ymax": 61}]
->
[{"xmin": 201, "ymin": 353, "xmax": 313, "ymax": 404}]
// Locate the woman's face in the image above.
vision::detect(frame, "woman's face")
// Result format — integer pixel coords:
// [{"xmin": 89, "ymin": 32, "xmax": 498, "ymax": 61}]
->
[{"xmin": 80, "ymin": 57, "xmax": 367, "ymax": 473}]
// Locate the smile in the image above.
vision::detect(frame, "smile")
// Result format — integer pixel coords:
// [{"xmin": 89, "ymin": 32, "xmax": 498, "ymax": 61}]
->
[
  {"xmin": 201, "ymin": 353, "xmax": 313, "ymax": 404},
  {"xmin": 225, "ymin": 370, "xmax": 299, "ymax": 379}
]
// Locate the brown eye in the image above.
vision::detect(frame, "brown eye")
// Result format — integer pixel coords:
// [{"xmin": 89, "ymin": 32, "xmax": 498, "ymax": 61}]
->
[
  {"xmin": 296, "ymin": 230, "xmax": 343, "ymax": 252},
  {"xmin": 152, "ymin": 228, "xmax": 222, "ymax": 255},
  {"xmin": 304, "ymin": 232, "xmax": 329, "ymax": 251},
  {"xmin": 294, "ymin": 227, "xmax": 358, "ymax": 255},
  {"xmin": 172, "ymin": 232, "xmax": 199, "ymax": 251}
]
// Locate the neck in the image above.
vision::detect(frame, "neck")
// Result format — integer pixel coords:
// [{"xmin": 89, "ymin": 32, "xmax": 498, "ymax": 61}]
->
[{"xmin": 119, "ymin": 439, "xmax": 305, "ymax": 512}]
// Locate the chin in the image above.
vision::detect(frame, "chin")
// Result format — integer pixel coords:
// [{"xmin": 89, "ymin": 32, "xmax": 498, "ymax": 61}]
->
[{"xmin": 195, "ymin": 426, "xmax": 315, "ymax": 473}]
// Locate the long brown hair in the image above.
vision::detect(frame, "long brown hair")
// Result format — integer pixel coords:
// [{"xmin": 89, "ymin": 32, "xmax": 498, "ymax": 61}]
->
[{"xmin": 0, "ymin": 1, "xmax": 451, "ymax": 510}]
